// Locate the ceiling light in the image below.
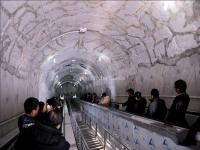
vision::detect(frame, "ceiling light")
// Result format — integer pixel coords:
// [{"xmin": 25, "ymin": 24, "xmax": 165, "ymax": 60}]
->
[
  {"xmin": 79, "ymin": 27, "xmax": 87, "ymax": 33},
  {"xmin": 47, "ymin": 55, "xmax": 54, "ymax": 61},
  {"xmin": 162, "ymin": 1, "xmax": 176, "ymax": 11},
  {"xmin": 98, "ymin": 54, "xmax": 110, "ymax": 62},
  {"xmin": 53, "ymin": 58, "xmax": 56, "ymax": 63}
]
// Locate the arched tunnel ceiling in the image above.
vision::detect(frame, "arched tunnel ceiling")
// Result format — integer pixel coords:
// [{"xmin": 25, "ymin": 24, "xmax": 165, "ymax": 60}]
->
[
  {"xmin": 42, "ymin": 58, "xmax": 104, "ymax": 90},
  {"xmin": 1, "ymin": 0, "xmax": 200, "ymax": 95}
]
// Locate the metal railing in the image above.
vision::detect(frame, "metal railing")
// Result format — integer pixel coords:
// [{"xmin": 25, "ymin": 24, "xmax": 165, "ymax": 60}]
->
[
  {"xmin": 0, "ymin": 113, "xmax": 24, "ymax": 150},
  {"xmin": 0, "ymin": 113, "xmax": 24, "ymax": 127},
  {"xmin": 83, "ymin": 112, "xmax": 130, "ymax": 150},
  {"xmin": 71, "ymin": 116, "xmax": 90, "ymax": 150},
  {"xmin": 68, "ymin": 99, "xmax": 90, "ymax": 150},
  {"xmin": 68, "ymin": 98, "xmax": 130, "ymax": 150}
]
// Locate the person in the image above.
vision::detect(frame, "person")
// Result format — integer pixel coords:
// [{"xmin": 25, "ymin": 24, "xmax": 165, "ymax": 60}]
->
[
  {"xmin": 18, "ymin": 97, "xmax": 39, "ymax": 131},
  {"xmin": 146, "ymin": 89, "xmax": 167, "ymax": 121},
  {"xmin": 46, "ymin": 98, "xmax": 55, "ymax": 112},
  {"xmin": 32, "ymin": 111, "xmax": 70, "ymax": 150},
  {"xmin": 46, "ymin": 97, "xmax": 63, "ymax": 128},
  {"xmin": 15, "ymin": 98, "xmax": 70, "ymax": 150},
  {"xmin": 91, "ymin": 93, "xmax": 98, "ymax": 103},
  {"xmin": 46, "ymin": 97, "xmax": 61, "ymax": 112},
  {"xmin": 166, "ymin": 79, "xmax": 190, "ymax": 128},
  {"xmin": 87, "ymin": 93, "xmax": 92, "ymax": 102},
  {"xmin": 36, "ymin": 101, "xmax": 48, "ymax": 124},
  {"xmin": 133, "ymin": 91, "xmax": 147, "ymax": 115},
  {"xmin": 122, "ymin": 88, "xmax": 135, "ymax": 113},
  {"xmin": 15, "ymin": 97, "xmax": 39, "ymax": 150},
  {"xmin": 180, "ymin": 117, "xmax": 200, "ymax": 146},
  {"xmin": 81, "ymin": 93, "xmax": 87, "ymax": 101},
  {"xmin": 100, "ymin": 92, "xmax": 110, "ymax": 107}
]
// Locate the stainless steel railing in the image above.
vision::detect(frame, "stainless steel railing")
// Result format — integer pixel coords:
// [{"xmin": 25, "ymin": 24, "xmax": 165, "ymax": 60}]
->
[
  {"xmin": 68, "ymin": 99, "xmax": 90, "ymax": 150},
  {"xmin": 83, "ymin": 112, "xmax": 130, "ymax": 150},
  {"xmin": 0, "ymin": 113, "xmax": 24, "ymax": 127},
  {"xmin": 69, "ymin": 98, "xmax": 130, "ymax": 150},
  {"xmin": 71, "ymin": 116, "xmax": 90, "ymax": 150},
  {"xmin": 0, "ymin": 113, "xmax": 23, "ymax": 149}
]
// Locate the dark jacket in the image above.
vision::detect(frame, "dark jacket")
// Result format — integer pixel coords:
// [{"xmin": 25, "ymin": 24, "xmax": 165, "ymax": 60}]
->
[
  {"xmin": 132, "ymin": 98, "xmax": 147, "ymax": 115},
  {"xmin": 15, "ymin": 123, "xmax": 70, "ymax": 150},
  {"xmin": 122, "ymin": 96, "xmax": 135, "ymax": 113},
  {"xmin": 36, "ymin": 112, "xmax": 49, "ymax": 125},
  {"xmin": 167, "ymin": 93, "xmax": 190, "ymax": 127},
  {"xmin": 18, "ymin": 114, "xmax": 36, "ymax": 132},
  {"xmin": 146, "ymin": 98, "xmax": 167, "ymax": 121}
]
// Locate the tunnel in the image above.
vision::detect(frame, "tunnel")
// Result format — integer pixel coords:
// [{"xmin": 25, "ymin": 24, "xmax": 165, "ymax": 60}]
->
[{"xmin": 0, "ymin": 1, "xmax": 200, "ymax": 150}]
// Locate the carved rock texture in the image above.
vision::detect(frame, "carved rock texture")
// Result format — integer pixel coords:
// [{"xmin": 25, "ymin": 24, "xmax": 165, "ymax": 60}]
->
[{"xmin": 0, "ymin": 1, "xmax": 200, "ymax": 123}]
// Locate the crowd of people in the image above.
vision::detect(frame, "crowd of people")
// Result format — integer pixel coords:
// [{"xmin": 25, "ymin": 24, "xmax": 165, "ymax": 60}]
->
[
  {"xmin": 81, "ymin": 92, "xmax": 111, "ymax": 107},
  {"xmin": 81, "ymin": 80, "xmax": 193, "ymax": 128},
  {"xmin": 14, "ymin": 97, "xmax": 70, "ymax": 150},
  {"xmin": 80, "ymin": 79, "xmax": 200, "ymax": 146},
  {"xmin": 15, "ymin": 79, "xmax": 199, "ymax": 149}
]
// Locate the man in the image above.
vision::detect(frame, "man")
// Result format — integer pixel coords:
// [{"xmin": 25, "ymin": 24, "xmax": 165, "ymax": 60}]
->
[
  {"xmin": 166, "ymin": 79, "xmax": 190, "ymax": 128},
  {"xmin": 15, "ymin": 97, "xmax": 70, "ymax": 150},
  {"xmin": 133, "ymin": 91, "xmax": 147, "ymax": 115},
  {"xmin": 18, "ymin": 97, "xmax": 39, "ymax": 131},
  {"xmin": 122, "ymin": 88, "xmax": 135, "ymax": 113},
  {"xmin": 15, "ymin": 97, "xmax": 39, "ymax": 150},
  {"xmin": 33, "ymin": 110, "xmax": 70, "ymax": 150},
  {"xmin": 146, "ymin": 89, "xmax": 167, "ymax": 121}
]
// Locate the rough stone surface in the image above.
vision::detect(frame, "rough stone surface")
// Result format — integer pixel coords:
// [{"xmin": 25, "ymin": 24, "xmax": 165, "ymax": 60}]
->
[{"xmin": 1, "ymin": 1, "xmax": 200, "ymax": 137}]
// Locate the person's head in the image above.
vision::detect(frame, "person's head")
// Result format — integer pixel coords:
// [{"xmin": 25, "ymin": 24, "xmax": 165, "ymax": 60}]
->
[
  {"xmin": 135, "ymin": 91, "xmax": 142, "ymax": 100},
  {"xmin": 24, "ymin": 97, "xmax": 39, "ymax": 117},
  {"xmin": 46, "ymin": 98, "xmax": 56, "ymax": 112},
  {"xmin": 102, "ymin": 92, "xmax": 107, "ymax": 97},
  {"xmin": 151, "ymin": 89, "xmax": 159, "ymax": 99},
  {"xmin": 174, "ymin": 79, "xmax": 187, "ymax": 94},
  {"xmin": 127, "ymin": 88, "xmax": 134, "ymax": 96},
  {"xmin": 48, "ymin": 111, "xmax": 62, "ymax": 129},
  {"xmin": 39, "ymin": 101, "xmax": 47, "ymax": 113},
  {"xmin": 47, "ymin": 97, "xmax": 62, "ymax": 112}
]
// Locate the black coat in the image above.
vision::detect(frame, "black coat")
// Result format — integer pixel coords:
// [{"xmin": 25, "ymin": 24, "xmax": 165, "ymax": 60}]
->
[
  {"xmin": 15, "ymin": 123, "xmax": 70, "ymax": 150},
  {"xmin": 146, "ymin": 98, "xmax": 167, "ymax": 121},
  {"xmin": 132, "ymin": 98, "xmax": 147, "ymax": 115},
  {"xmin": 122, "ymin": 96, "xmax": 135, "ymax": 113},
  {"xmin": 167, "ymin": 93, "xmax": 190, "ymax": 127}
]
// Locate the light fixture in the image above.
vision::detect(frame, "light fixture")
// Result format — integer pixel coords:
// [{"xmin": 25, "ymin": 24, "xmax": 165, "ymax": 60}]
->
[
  {"xmin": 47, "ymin": 55, "xmax": 54, "ymax": 61},
  {"xmin": 60, "ymin": 95, "xmax": 64, "ymax": 100},
  {"xmin": 79, "ymin": 27, "xmax": 87, "ymax": 33},
  {"xmin": 53, "ymin": 58, "xmax": 56, "ymax": 63},
  {"xmin": 98, "ymin": 54, "xmax": 110, "ymax": 62},
  {"xmin": 72, "ymin": 59, "xmax": 76, "ymax": 62},
  {"xmin": 162, "ymin": 1, "xmax": 176, "ymax": 11}
]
